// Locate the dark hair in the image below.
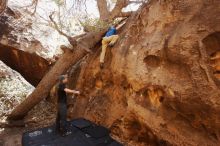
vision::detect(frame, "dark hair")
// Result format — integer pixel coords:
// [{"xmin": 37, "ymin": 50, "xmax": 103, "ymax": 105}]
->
[{"xmin": 59, "ymin": 75, "xmax": 67, "ymax": 82}]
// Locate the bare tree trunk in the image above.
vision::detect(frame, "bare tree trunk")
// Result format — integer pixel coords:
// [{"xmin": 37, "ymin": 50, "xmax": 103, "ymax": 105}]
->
[
  {"xmin": 7, "ymin": 0, "xmax": 133, "ymax": 120},
  {"xmin": 97, "ymin": 0, "xmax": 110, "ymax": 20},
  {"xmin": 0, "ymin": 0, "xmax": 7, "ymax": 15},
  {"xmin": 8, "ymin": 31, "xmax": 105, "ymax": 120},
  {"xmin": 0, "ymin": 120, "xmax": 24, "ymax": 128},
  {"xmin": 109, "ymin": 0, "xmax": 129, "ymax": 20}
]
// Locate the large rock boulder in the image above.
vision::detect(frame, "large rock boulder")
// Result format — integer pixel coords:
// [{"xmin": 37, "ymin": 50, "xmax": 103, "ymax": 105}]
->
[
  {"xmin": 68, "ymin": 0, "xmax": 220, "ymax": 145},
  {"xmin": 0, "ymin": 43, "xmax": 50, "ymax": 86},
  {"xmin": 0, "ymin": 6, "xmax": 51, "ymax": 85},
  {"xmin": 0, "ymin": 60, "xmax": 34, "ymax": 120},
  {"xmin": 0, "ymin": 0, "xmax": 84, "ymax": 85}
]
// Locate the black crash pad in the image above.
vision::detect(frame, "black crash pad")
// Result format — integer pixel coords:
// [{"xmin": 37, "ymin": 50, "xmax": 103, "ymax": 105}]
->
[{"xmin": 22, "ymin": 118, "xmax": 123, "ymax": 146}]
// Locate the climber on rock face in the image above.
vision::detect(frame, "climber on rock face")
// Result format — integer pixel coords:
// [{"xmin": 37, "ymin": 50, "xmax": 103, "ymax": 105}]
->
[
  {"xmin": 100, "ymin": 26, "xmax": 119, "ymax": 69},
  {"xmin": 56, "ymin": 74, "xmax": 80, "ymax": 136}
]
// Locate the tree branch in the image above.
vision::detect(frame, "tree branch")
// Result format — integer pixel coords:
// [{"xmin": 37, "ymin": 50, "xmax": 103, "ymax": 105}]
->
[
  {"xmin": 73, "ymin": 33, "xmax": 87, "ymax": 40},
  {"xmin": 97, "ymin": 0, "xmax": 110, "ymax": 21},
  {"xmin": 109, "ymin": 0, "xmax": 130, "ymax": 20},
  {"xmin": 129, "ymin": 0, "xmax": 146, "ymax": 4},
  {"xmin": 49, "ymin": 12, "xmax": 92, "ymax": 52},
  {"xmin": 117, "ymin": 11, "xmax": 133, "ymax": 18},
  {"xmin": 30, "ymin": 0, "xmax": 38, "ymax": 15},
  {"xmin": 49, "ymin": 12, "xmax": 71, "ymax": 39},
  {"xmin": 78, "ymin": 19, "xmax": 90, "ymax": 32},
  {"xmin": 0, "ymin": 0, "xmax": 7, "ymax": 15},
  {"xmin": 49, "ymin": 12, "xmax": 78, "ymax": 47},
  {"xmin": 0, "ymin": 120, "xmax": 24, "ymax": 128}
]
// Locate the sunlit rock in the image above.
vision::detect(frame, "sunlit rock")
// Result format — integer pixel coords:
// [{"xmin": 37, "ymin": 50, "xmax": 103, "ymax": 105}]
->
[{"xmin": 0, "ymin": 60, "xmax": 34, "ymax": 120}]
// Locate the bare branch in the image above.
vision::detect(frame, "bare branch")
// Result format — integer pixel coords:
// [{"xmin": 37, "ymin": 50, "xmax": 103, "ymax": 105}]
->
[
  {"xmin": 78, "ymin": 19, "xmax": 90, "ymax": 32},
  {"xmin": 109, "ymin": 0, "xmax": 130, "ymax": 20},
  {"xmin": 97, "ymin": 0, "xmax": 110, "ymax": 21},
  {"xmin": 49, "ymin": 12, "xmax": 79, "ymax": 47},
  {"xmin": 129, "ymin": 0, "xmax": 146, "ymax": 4},
  {"xmin": 0, "ymin": 0, "xmax": 7, "ymax": 15},
  {"xmin": 31, "ymin": 0, "xmax": 38, "ymax": 15},
  {"xmin": 0, "ymin": 120, "xmax": 24, "ymax": 128},
  {"xmin": 117, "ymin": 11, "xmax": 133, "ymax": 17},
  {"xmin": 73, "ymin": 33, "xmax": 87, "ymax": 40},
  {"xmin": 49, "ymin": 12, "xmax": 71, "ymax": 39}
]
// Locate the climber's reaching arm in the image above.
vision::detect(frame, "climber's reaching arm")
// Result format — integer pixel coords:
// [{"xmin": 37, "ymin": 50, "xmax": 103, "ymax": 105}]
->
[{"xmin": 64, "ymin": 88, "xmax": 80, "ymax": 94}]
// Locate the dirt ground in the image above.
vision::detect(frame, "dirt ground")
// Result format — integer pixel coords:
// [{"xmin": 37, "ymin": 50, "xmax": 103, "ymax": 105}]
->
[{"xmin": 0, "ymin": 128, "xmax": 24, "ymax": 146}]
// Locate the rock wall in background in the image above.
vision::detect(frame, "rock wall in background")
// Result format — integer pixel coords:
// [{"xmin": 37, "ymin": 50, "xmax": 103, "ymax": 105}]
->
[
  {"xmin": 0, "ymin": 44, "xmax": 50, "ymax": 86},
  {"xmin": 0, "ymin": 2, "xmax": 57, "ymax": 85},
  {"xmin": 0, "ymin": 0, "xmax": 83, "ymax": 85},
  {"xmin": 0, "ymin": 60, "xmax": 34, "ymax": 121},
  {"xmin": 67, "ymin": 0, "xmax": 220, "ymax": 145}
]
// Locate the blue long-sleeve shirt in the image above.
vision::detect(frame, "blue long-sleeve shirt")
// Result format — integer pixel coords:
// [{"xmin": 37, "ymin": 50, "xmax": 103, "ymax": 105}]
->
[{"xmin": 105, "ymin": 27, "xmax": 116, "ymax": 37}]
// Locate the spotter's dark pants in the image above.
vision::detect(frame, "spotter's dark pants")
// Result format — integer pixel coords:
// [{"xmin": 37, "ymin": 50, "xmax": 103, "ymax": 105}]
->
[{"xmin": 56, "ymin": 103, "xmax": 67, "ymax": 134}]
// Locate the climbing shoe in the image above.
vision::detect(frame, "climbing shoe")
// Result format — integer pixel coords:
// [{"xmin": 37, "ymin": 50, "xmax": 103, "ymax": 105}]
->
[
  {"xmin": 100, "ymin": 63, "xmax": 104, "ymax": 69},
  {"xmin": 108, "ymin": 43, "xmax": 114, "ymax": 47}
]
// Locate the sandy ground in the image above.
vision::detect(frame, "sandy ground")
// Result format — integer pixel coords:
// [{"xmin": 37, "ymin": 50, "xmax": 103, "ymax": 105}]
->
[{"xmin": 0, "ymin": 127, "xmax": 25, "ymax": 146}]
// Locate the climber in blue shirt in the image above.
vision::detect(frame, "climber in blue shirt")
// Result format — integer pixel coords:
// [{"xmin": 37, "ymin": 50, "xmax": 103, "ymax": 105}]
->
[
  {"xmin": 100, "ymin": 26, "xmax": 119, "ymax": 69},
  {"xmin": 105, "ymin": 26, "xmax": 117, "ymax": 37}
]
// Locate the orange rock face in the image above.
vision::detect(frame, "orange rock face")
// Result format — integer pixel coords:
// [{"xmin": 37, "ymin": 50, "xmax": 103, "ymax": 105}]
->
[{"xmin": 68, "ymin": 1, "xmax": 220, "ymax": 145}]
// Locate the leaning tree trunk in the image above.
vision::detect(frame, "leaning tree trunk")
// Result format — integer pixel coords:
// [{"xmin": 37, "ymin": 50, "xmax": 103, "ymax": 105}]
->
[
  {"xmin": 8, "ymin": 31, "xmax": 105, "ymax": 120},
  {"xmin": 7, "ymin": 0, "xmax": 131, "ymax": 120},
  {"xmin": 0, "ymin": 0, "xmax": 7, "ymax": 15}
]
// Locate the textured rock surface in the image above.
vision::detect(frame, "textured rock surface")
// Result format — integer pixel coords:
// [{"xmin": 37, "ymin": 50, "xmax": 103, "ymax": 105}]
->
[
  {"xmin": 0, "ymin": 0, "xmax": 85, "ymax": 85},
  {"xmin": 66, "ymin": 0, "xmax": 220, "ymax": 145},
  {"xmin": 0, "ymin": 44, "xmax": 50, "ymax": 86},
  {"xmin": 0, "ymin": 0, "xmax": 83, "ymax": 58},
  {"xmin": 1, "ymin": 0, "xmax": 220, "ymax": 146},
  {"xmin": 0, "ymin": 7, "xmax": 51, "ymax": 85},
  {"xmin": 0, "ymin": 60, "xmax": 34, "ymax": 121},
  {"xmin": 0, "ymin": 6, "xmax": 48, "ymax": 58},
  {"xmin": 0, "ymin": 0, "xmax": 65, "ymax": 59}
]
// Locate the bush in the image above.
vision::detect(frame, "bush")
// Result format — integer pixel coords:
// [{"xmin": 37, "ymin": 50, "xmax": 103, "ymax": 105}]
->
[{"xmin": 80, "ymin": 17, "xmax": 119, "ymax": 32}]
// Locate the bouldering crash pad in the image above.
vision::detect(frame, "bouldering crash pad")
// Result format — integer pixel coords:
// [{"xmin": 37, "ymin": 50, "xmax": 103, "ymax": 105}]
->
[{"xmin": 22, "ymin": 118, "xmax": 123, "ymax": 146}]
